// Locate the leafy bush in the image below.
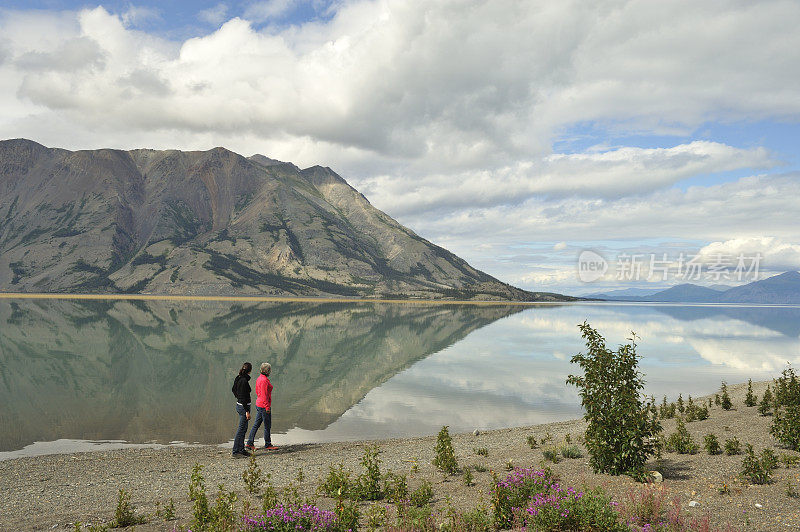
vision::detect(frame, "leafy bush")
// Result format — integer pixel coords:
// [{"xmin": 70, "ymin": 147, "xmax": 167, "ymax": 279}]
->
[
  {"xmin": 703, "ymin": 433, "xmax": 722, "ymax": 455},
  {"xmin": 433, "ymin": 426, "xmax": 459, "ymax": 474},
  {"xmin": 561, "ymin": 444, "xmax": 584, "ymax": 459},
  {"xmin": 771, "ymin": 367, "xmax": 800, "ymax": 450},
  {"xmin": 760, "ymin": 385, "xmax": 774, "ymax": 416},
  {"xmin": 542, "ymin": 447, "xmax": 561, "ymax": 463},
  {"xmin": 354, "ymin": 445, "xmax": 383, "ymax": 500},
  {"xmin": 677, "ymin": 394, "xmax": 685, "ymax": 415},
  {"xmin": 724, "ymin": 438, "xmax": 742, "ymax": 456},
  {"xmin": 410, "ymin": 479, "xmax": 434, "ymax": 507},
  {"xmin": 243, "ymin": 453, "xmax": 265, "ymax": 496},
  {"xmin": 526, "ymin": 435, "xmax": 538, "ymax": 449},
  {"xmin": 474, "ymin": 447, "xmax": 489, "ymax": 456},
  {"xmin": 720, "ymin": 382, "xmax": 733, "ymax": 410},
  {"xmin": 365, "ymin": 504, "xmax": 387, "ymax": 531},
  {"xmin": 566, "ymin": 323, "xmax": 661, "ymax": 478},
  {"xmin": 319, "ymin": 463, "xmax": 352, "ymax": 499},
  {"xmin": 383, "ymin": 471, "xmax": 409, "ymax": 502},
  {"xmin": 741, "ymin": 445, "xmax": 777, "ymax": 485},
  {"xmin": 458, "ymin": 505, "xmax": 493, "ymax": 531},
  {"xmin": 111, "ymin": 488, "xmax": 146, "ymax": 528},
  {"xmin": 745, "ymin": 379, "xmax": 757, "ymax": 407},
  {"xmin": 395, "ymin": 502, "xmax": 435, "ymax": 531},
  {"xmin": 463, "ymin": 468, "xmax": 475, "ymax": 487},
  {"xmin": 665, "ymin": 418, "xmax": 698, "ymax": 454},
  {"xmin": 659, "ymin": 397, "xmax": 676, "ymax": 419}
]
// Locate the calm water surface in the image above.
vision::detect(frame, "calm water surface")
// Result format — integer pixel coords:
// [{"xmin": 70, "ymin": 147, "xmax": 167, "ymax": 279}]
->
[{"xmin": 1, "ymin": 299, "xmax": 799, "ymax": 458}]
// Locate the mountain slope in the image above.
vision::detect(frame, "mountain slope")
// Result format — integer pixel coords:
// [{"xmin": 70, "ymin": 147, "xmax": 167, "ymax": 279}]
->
[
  {"xmin": 716, "ymin": 271, "xmax": 800, "ymax": 304},
  {"xmin": 0, "ymin": 139, "xmax": 568, "ymax": 301}
]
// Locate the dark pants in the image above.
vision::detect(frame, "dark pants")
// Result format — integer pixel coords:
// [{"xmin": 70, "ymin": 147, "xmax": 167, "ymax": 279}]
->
[
  {"xmin": 233, "ymin": 403, "xmax": 249, "ymax": 454},
  {"xmin": 247, "ymin": 406, "xmax": 272, "ymax": 446}
]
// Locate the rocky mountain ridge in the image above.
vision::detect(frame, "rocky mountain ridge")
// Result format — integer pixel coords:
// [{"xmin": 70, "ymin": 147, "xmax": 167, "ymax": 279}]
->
[{"xmin": 0, "ymin": 139, "xmax": 571, "ymax": 301}]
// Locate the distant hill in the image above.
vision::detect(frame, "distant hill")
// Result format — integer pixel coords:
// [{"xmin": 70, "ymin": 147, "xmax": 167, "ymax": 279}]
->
[
  {"xmin": 0, "ymin": 139, "xmax": 572, "ymax": 301},
  {"xmin": 595, "ymin": 271, "xmax": 800, "ymax": 304},
  {"xmin": 716, "ymin": 271, "xmax": 800, "ymax": 304}
]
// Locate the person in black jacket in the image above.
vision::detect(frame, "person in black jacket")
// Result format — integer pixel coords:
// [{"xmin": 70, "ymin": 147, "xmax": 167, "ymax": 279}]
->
[{"xmin": 231, "ymin": 362, "xmax": 252, "ymax": 457}]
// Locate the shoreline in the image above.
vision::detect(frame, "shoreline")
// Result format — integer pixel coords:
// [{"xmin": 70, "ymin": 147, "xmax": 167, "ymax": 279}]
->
[{"xmin": 2, "ymin": 380, "xmax": 797, "ymax": 531}]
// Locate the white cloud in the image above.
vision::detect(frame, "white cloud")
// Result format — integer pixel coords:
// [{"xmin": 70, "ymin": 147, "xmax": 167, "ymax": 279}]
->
[
  {"xmin": 0, "ymin": 1, "xmax": 797, "ymax": 173},
  {"xmin": 357, "ymin": 141, "xmax": 777, "ymax": 215},
  {"xmin": 198, "ymin": 4, "xmax": 229, "ymax": 26},
  {"xmin": 243, "ymin": 1, "xmax": 295, "ymax": 23},
  {"xmin": 696, "ymin": 237, "xmax": 800, "ymax": 272},
  {"xmin": 120, "ymin": 5, "xmax": 161, "ymax": 28}
]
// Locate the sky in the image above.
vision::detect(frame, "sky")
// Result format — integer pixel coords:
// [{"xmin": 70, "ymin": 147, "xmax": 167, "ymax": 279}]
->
[{"xmin": 1, "ymin": 0, "xmax": 799, "ymax": 295}]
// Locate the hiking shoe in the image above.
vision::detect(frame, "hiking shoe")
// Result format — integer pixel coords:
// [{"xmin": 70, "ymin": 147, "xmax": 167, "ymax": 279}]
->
[
  {"xmin": 262, "ymin": 445, "xmax": 279, "ymax": 451},
  {"xmin": 232, "ymin": 450, "xmax": 251, "ymax": 458},
  {"xmin": 245, "ymin": 444, "xmax": 256, "ymax": 451}
]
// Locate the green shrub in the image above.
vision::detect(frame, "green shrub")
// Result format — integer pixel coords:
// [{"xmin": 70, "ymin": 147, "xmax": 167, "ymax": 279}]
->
[
  {"xmin": 771, "ymin": 367, "xmax": 800, "ymax": 450},
  {"xmin": 365, "ymin": 504, "xmax": 387, "ymax": 531},
  {"xmin": 111, "ymin": 488, "xmax": 146, "ymax": 528},
  {"xmin": 319, "ymin": 463, "xmax": 352, "ymax": 499},
  {"xmin": 659, "ymin": 397, "xmax": 676, "ymax": 419},
  {"xmin": 383, "ymin": 471, "xmax": 408, "ymax": 502},
  {"xmin": 745, "ymin": 379, "xmax": 757, "ymax": 407},
  {"xmin": 334, "ymin": 498, "xmax": 360, "ymax": 531},
  {"xmin": 354, "ymin": 445, "xmax": 383, "ymax": 500},
  {"xmin": 473, "ymin": 464, "xmax": 488, "ymax": 473},
  {"xmin": 459, "ymin": 504, "xmax": 493, "ymax": 531},
  {"xmin": 433, "ymin": 426, "xmax": 459, "ymax": 475},
  {"xmin": 526, "ymin": 435, "xmax": 538, "ymax": 449},
  {"xmin": 703, "ymin": 433, "xmax": 722, "ymax": 455},
  {"xmin": 742, "ymin": 445, "xmax": 776, "ymax": 485},
  {"xmin": 677, "ymin": 394, "xmax": 685, "ymax": 414},
  {"xmin": 463, "ymin": 468, "xmax": 475, "ymax": 487},
  {"xmin": 396, "ymin": 503, "xmax": 434, "ymax": 531},
  {"xmin": 243, "ymin": 453, "xmax": 264, "ymax": 496},
  {"xmin": 474, "ymin": 447, "xmax": 489, "ymax": 456},
  {"xmin": 781, "ymin": 453, "xmax": 800, "ymax": 467},
  {"xmin": 772, "ymin": 405, "xmax": 800, "ymax": 450},
  {"xmin": 410, "ymin": 479, "xmax": 434, "ymax": 507},
  {"xmin": 566, "ymin": 323, "xmax": 661, "ymax": 478},
  {"xmin": 561, "ymin": 444, "xmax": 583, "ymax": 459},
  {"xmin": 724, "ymin": 437, "xmax": 742, "ymax": 456},
  {"xmin": 542, "ymin": 447, "xmax": 561, "ymax": 463},
  {"xmin": 665, "ymin": 418, "xmax": 698, "ymax": 454},
  {"xmin": 760, "ymin": 385, "xmax": 774, "ymax": 416},
  {"xmin": 720, "ymin": 382, "xmax": 733, "ymax": 410},
  {"xmin": 209, "ymin": 484, "xmax": 238, "ymax": 530},
  {"xmin": 188, "ymin": 464, "xmax": 213, "ymax": 529}
]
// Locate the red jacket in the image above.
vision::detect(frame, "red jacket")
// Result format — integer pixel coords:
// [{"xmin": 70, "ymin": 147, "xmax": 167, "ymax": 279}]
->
[{"xmin": 255, "ymin": 374, "xmax": 273, "ymax": 410}]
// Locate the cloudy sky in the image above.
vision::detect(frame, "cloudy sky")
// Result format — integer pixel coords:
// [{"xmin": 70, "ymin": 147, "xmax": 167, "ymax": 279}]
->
[{"xmin": 1, "ymin": 0, "xmax": 799, "ymax": 295}]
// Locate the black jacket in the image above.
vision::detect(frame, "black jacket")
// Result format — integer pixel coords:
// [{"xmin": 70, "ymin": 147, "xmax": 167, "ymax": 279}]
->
[{"xmin": 232, "ymin": 374, "xmax": 251, "ymax": 412}]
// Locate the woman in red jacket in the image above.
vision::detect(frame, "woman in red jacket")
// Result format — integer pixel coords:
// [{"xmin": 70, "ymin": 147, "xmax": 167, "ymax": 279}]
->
[{"xmin": 246, "ymin": 362, "xmax": 277, "ymax": 451}]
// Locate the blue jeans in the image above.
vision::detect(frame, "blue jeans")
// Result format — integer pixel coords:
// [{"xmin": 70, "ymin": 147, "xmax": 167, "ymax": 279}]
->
[
  {"xmin": 247, "ymin": 406, "xmax": 272, "ymax": 446},
  {"xmin": 233, "ymin": 403, "xmax": 249, "ymax": 454}
]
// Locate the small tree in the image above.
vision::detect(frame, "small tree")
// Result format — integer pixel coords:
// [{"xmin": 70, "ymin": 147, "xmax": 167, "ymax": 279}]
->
[
  {"xmin": 720, "ymin": 382, "xmax": 733, "ymax": 410},
  {"xmin": 433, "ymin": 426, "xmax": 459, "ymax": 474},
  {"xmin": 567, "ymin": 322, "xmax": 661, "ymax": 479},
  {"xmin": 759, "ymin": 385, "xmax": 774, "ymax": 416},
  {"xmin": 745, "ymin": 379, "xmax": 757, "ymax": 407}
]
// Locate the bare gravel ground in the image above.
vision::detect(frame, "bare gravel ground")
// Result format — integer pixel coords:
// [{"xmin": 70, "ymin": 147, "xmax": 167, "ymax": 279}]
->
[{"xmin": 1, "ymin": 380, "xmax": 798, "ymax": 531}]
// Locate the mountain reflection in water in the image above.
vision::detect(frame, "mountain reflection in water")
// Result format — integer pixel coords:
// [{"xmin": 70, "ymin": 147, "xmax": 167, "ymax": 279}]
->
[
  {"xmin": 0, "ymin": 299, "xmax": 522, "ymax": 451},
  {"xmin": 2, "ymin": 300, "xmax": 800, "ymax": 453}
]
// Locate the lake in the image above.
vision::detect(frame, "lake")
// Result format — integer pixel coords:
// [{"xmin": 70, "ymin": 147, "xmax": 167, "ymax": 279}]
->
[{"xmin": 1, "ymin": 298, "xmax": 799, "ymax": 458}]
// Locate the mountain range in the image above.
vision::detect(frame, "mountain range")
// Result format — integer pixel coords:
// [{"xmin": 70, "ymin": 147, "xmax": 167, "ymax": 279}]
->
[
  {"xmin": 0, "ymin": 139, "xmax": 571, "ymax": 301},
  {"xmin": 591, "ymin": 271, "xmax": 800, "ymax": 304}
]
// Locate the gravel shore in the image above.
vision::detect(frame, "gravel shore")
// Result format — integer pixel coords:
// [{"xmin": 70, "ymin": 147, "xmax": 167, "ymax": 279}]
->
[{"xmin": 1, "ymin": 380, "xmax": 797, "ymax": 531}]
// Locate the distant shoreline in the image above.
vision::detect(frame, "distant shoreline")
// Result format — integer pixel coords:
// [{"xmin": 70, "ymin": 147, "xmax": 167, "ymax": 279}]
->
[{"xmin": 0, "ymin": 291, "xmax": 575, "ymax": 306}]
